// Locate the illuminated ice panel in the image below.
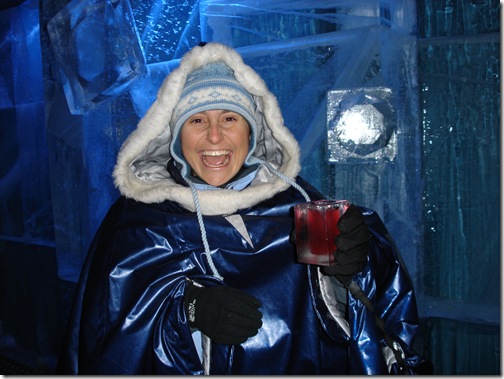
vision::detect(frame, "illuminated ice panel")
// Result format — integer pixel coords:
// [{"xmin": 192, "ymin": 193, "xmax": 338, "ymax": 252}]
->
[
  {"xmin": 327, "ymin": 87, "xmax": 397, "ymax": 163},
  {"xmin": 47, "ymin": 0, "xmax": 147, "ymax": 115}
]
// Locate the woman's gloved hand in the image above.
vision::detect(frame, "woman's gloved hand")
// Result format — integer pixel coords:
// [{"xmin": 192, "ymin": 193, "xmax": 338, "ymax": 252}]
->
[
  {"xmin": 184, "ymin": 284, "xmax": 263, "ymax": 345},
  {"xmin": 322, "ymin": 204, "xmax": 371, "ymax": 284}
]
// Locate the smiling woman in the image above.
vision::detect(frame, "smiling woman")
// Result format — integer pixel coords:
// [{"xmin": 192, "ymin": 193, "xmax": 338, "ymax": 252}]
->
[
  {"xmin": 180, "ymin": 110, "xmax": 251, "ymax": 187},
  {"xmin": 56, "ymin": 42, "xmax": 427, "ymax": 375}
]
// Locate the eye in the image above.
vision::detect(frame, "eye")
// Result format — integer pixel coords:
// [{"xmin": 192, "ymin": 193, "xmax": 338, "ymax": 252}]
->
[
  {"xmin": 188, "ymin": 115, "xmax": 207, "ymax": 125},
  {"xmin": 221, "ymin": 112, "xmax": 241, "ymax": 123}
]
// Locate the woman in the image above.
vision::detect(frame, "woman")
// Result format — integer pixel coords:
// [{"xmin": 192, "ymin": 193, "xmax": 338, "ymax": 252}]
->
[{"xmin": 56, "ymin": 42, "xmax": 426, "ymax": 374}]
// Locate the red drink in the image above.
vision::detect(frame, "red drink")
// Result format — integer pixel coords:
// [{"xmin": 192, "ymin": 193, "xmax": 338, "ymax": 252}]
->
[{"xmin": 294, "ymin": 200, "xmax": 350, "ymax": 266}]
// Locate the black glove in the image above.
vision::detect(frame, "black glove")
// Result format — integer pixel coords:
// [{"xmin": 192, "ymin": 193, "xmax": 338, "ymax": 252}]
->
[
  {"xmin": 184, "ymin": 284, "xmax": 263, "ymax": 345},
  {"xmin": 322, "ymin": 204, "xmax": 370, "ymax": 284}
]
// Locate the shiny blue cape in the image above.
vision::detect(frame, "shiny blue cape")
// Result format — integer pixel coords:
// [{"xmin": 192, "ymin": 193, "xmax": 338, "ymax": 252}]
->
[{"xmin": 56, "ymin": 177, "xmax": 423, "ymax": 374}]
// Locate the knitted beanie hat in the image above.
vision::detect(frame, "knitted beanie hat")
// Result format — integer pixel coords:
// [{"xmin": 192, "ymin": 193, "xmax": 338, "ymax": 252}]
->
[{"xmin": 170, "ymin": 62, "xmax": 259, "ymax": 179}]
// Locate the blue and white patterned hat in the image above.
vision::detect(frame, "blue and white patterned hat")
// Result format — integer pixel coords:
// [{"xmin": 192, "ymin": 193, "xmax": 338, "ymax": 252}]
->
[{"xmin": 170, "ymin": 62, "xmax": 258, "ymax": 179}]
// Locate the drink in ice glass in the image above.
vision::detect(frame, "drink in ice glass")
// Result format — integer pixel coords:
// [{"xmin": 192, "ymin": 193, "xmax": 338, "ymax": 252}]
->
[{"xmin": 294, "ymin": 199, "xmax": 350, "ymax": 266}]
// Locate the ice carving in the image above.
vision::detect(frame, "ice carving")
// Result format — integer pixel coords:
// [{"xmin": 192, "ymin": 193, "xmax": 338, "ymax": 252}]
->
[
  {"xmin": 129, "ymin": 59, "xmax": 180, "ymax": 117},
  {"xmin": 130, "ymin": 0, "xmax": 201, "ymax": 63},
  {"xmin": 327, "ymin": 87, "xmax": 397, "ymax": 163},
  {"xmin": 47, "ymin": 0, "xmax": 147, "ymax": 114},
  {"xmin": 201, "ymin": 0, "xmax": 417, "ymax": 47}
]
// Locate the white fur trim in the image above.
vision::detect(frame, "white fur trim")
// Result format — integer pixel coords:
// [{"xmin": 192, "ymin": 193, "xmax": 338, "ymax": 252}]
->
[{"xmin": 113, "ymin": 43, "xmax": 301, "ymax": 215}]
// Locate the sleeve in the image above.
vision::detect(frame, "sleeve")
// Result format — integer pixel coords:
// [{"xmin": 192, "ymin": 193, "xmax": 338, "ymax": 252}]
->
[
  {"xmin": 346, "ymin": 207, "xmax": 430, "ymax": 374},
  {"xmin": 308, "ymin": 206, "xmax": 429, "ymax": 375},
  {"xmin": 55, "ymin": 198, "xmax": 211, "ymax": 374}
]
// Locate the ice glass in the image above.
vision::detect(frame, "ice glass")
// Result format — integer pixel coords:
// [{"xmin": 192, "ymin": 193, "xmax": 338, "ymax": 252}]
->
[{"xmin": 294, "ymin": 199, "xmax": 350, "ymax": 266}]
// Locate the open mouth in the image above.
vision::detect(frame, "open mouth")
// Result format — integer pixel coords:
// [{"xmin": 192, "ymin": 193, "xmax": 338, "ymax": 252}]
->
[{"xmin": 200, "ymin": 150, "xmax": 231, "ymax": 168}]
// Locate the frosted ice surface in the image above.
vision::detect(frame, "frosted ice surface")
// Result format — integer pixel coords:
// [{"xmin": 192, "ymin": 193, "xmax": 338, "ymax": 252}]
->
[
  {"xmin": 129, "ymin": 60, "xmax": 180, "ymax": 117},
  {"xmin": 47, "ymin": 0, "xmax": 147, "ymax": 114},
  {"xmin": 201, "ymin": 0, "xmax": 417, "ymax": 47},
  {"xmin": 327, "ymin": 87, "xmax": 397, "ymax": 163},
  {"xmin": 130, "ymin": 0, "xmax": 201, "ymax": 63}
]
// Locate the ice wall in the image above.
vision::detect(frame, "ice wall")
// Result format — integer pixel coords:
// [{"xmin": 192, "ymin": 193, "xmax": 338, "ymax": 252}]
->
[
  {"xmin": 0, "ymin": 0, "xmax": 54, "ymax": 246},
  {"xmin": 420, "ymin": 33, "xmax": 500, "ymax": 312},
  {"xmin": 416, "ymin": 0, "xmax": 500, "ymax": 373}
]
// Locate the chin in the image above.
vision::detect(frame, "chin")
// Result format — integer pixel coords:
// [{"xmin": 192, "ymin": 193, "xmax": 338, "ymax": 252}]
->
[
  {"xmin": 197, "ymin": 173, "xmax": 225, "ymax": 186},
  {"xmin": 199, "ymin": 169, "xmax": 236, "ymax": 187},
  {"xmin": 206, "ymin": 178, "xmax": 230, "ymax": 187}
]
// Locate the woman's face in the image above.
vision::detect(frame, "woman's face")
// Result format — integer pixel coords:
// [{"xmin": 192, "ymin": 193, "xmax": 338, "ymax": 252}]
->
[{"xmin": 180, "ymin": 109, "xmax": 250, "ymax": 187}]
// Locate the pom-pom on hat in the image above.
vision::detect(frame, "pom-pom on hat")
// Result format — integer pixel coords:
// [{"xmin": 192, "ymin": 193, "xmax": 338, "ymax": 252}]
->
[{"xmin": 170, "ymin": 62, "xmax": 258, "ymax": 179}]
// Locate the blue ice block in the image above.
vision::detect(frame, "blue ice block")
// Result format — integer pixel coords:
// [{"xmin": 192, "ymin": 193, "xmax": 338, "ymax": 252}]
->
[
  {"xmin": 327, "ymin": 87, "xmax": 397, "ymax": 163},
  {"xmin": 47, "ymin": 0, "xmax": 147, "ymax": 115},
  {"xmin": 129, "ymin": 0, "xmax": 201, "ymax": 63},
  {"xmin": 0, "ymin": 0, "xmax": 54, "ymax": 245},
  {"xmin": 200, "ymin": 0, "xmax": 417, "ymax": 47},
  {"xmin": 128, "ymin": 60, "xmax": 180, "ymax": 117}
]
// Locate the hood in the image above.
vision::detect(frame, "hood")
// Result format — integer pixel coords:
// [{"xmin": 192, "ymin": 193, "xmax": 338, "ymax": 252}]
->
[{"xmin": 113, "ymin": 42, "xmax": 302, "ymax": 215}]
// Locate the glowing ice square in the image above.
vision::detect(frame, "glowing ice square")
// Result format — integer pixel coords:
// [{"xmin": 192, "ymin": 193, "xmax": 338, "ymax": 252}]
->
[{"xmin": 327, "ymin": 87, "xmax": 397, "ymax": 163}]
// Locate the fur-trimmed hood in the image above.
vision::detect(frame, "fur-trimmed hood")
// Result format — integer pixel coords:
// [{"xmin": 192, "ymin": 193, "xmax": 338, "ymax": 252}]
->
[{"xmin": 113, "ymin": 43, "xmax": 301, "ymax": 215}]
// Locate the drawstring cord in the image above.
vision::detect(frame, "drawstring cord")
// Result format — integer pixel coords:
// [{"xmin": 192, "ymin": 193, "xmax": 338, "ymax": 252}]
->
[
  {"xmin": 187, "ymin": 160, "xmax": 310, "ymax": 281},
  {"xmin": 187, "ymin": 180, "xmax": 224, "ymax": 280},
  {"xmin": 258, "ymin": 160, "xmax": 311, "ymax": 202}
]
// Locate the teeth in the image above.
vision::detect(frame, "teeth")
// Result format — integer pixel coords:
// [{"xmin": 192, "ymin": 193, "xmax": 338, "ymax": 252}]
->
[
  {"xmin": 201, "ymin": 150, "xmax": 230, "ymax": 168},
  {"xmin": 202, "ymin": 150, "xmax": 229, "ymax": 156}
]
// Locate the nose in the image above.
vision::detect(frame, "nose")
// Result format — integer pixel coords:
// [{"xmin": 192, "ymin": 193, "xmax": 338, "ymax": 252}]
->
[{"xmin": 206, "ymin": 121, "xmax": 224, "ymax": 144}]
